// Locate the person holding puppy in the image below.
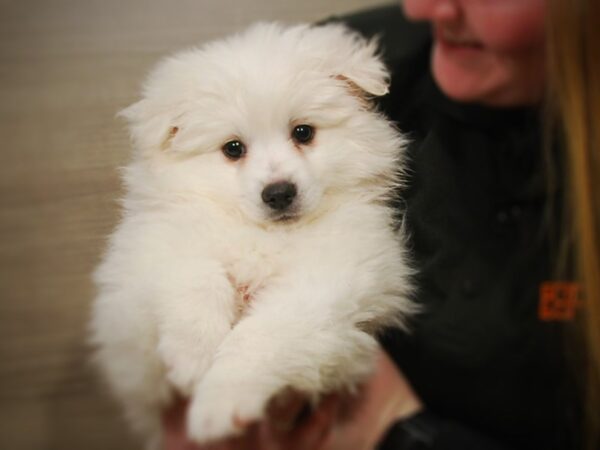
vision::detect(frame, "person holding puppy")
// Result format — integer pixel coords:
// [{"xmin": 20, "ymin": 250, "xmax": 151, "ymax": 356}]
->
[{"xmin": 164, "ymin": 0, "xmax": 599, "ymax": 449}]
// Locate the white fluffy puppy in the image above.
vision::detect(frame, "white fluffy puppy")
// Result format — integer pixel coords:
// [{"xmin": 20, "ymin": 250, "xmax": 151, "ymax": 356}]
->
[{"xmin": 90, "ymin": 22, "xmax": 414, "ymax": 449}]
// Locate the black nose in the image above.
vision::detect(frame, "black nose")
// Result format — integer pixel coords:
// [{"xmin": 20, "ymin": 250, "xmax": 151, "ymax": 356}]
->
[{"xmin": 261, "ymin": 182, "xmax": 297, "ymax": 211}]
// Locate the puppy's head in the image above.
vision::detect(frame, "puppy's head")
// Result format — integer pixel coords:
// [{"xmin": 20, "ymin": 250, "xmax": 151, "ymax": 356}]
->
[{"xmin": 121, "ymin": 23, "xmax": 404, "ymax": 224}]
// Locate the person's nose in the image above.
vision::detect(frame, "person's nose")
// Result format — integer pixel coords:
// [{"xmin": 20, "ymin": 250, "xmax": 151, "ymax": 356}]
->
[{"xmin": 402, "ymin": 0, "xmax": 461, "ymax": 23}]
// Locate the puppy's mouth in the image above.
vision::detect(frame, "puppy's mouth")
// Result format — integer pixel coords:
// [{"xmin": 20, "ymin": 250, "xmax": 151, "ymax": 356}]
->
[{"xmin": 270, "ymin": 211, "xmax": 301, "ymax": 223}]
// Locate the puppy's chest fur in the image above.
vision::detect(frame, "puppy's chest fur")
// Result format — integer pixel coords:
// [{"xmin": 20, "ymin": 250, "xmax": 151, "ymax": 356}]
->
[
  {"xmin": 219, "ymin": 229, "xmax": 292, "ymax": 319},
  {"xmin": 225, "ymin": 251, "xmax": 273, "ymax": 321}
]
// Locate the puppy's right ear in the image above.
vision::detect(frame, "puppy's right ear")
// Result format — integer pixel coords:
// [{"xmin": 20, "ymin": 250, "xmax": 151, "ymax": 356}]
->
[
  {"xmin": 117, "ymin": 100, "xmax": 144, "ymax": 123},
  {"xmin": 118, "ymin": 99, "xmax": 178, "ymax": 154}
]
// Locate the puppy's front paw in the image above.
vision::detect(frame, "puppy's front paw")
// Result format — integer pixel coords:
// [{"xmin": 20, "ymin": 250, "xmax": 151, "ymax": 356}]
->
[
  {"xmin": 157, "ymin": 337, "xmax": 213, "ymax": 395},
  {"xmin": 187, "ymin": 383, "xmax": 270, "ymax": 444}
]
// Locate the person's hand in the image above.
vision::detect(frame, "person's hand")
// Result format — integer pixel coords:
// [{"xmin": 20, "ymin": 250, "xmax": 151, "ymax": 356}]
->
[
  {"xmin": 163, "ymin": 396, "xmax": 260, "ymax": 450},
  {"xmin": 272, "ymin": 347, "xmax": 423, "ymax": 450},
  {"xmin": 163, "ymin": 346, "xmax": 423, "ymax": 450},
  {"xmin": 162, "ymin": 390, "xmax": 339, "ymax": 450}
]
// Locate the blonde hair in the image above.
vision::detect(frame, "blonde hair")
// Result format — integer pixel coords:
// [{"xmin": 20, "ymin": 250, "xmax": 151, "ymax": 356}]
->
[{"xmin": 547, "ymin": 0, "xmax": 600, "ymax": 447}]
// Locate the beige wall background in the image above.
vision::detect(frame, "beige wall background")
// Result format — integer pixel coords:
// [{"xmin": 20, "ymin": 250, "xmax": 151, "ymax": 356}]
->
[{"xmin": 0, "ymin": 0, "xmax": 390, "ymax": 448}]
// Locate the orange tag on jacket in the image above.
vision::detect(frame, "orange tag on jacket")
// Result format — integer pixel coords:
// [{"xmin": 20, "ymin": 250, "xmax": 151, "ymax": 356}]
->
[{"xmin": 538, "ymin": 281, "xmax": 582, "ymax": 321}]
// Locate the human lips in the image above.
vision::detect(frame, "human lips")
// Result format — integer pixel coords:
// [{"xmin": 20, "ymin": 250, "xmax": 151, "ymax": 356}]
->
[{"xmin": 436, "ymin": 27, "xmax": 484, "ymax": 49}]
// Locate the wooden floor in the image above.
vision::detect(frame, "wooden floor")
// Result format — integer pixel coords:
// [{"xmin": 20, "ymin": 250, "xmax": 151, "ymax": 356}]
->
[{"xmin": 0, "ymin": 0, "xmax": 386, "ymax": 448}]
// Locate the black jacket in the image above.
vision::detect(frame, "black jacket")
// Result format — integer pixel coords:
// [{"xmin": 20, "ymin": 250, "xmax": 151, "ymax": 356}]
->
[{"xmin": 331, "ymin": 5, "xmax": 580, "ymax": 450}]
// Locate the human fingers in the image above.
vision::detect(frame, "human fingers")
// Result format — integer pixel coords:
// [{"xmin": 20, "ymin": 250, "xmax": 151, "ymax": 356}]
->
[
  {"xmin": 259, "ymin": 394, "xmax": 341, "ymax": 450},
  {"xmin": 266, "ymin": 389, "xmax": 309, "ymax": 433},
  {"xmin": 163, "ymin": 397, "xmax": 197, "ymax": 450},
  {"xmin": 163, "ymin": 398, "xmax": 256, "ymax": 450}
]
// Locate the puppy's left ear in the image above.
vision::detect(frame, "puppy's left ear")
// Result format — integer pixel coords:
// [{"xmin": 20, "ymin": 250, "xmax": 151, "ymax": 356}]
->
[
  {"xmin": 320, "ymin": 25, "xmax": 389, "ymax": 98},
  {"xmin": 336, "ymin": 35, "xmax": 389, "ymax": 98}
]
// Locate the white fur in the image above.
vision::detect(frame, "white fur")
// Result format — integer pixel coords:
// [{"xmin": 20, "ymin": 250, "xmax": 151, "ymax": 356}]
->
[{"xmin": 90, "ymin": 22, "xmax": 414, "ymax": 449}]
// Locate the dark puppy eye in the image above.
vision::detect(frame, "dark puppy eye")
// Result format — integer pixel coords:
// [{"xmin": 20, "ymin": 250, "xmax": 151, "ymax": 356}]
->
[
  {"xmin": 222, "ymin": 140, "xmax": 246, "ymax": 160},
  {"xmin": 291, "ymin": 124, "xmax": 314, "ymax": 144}
]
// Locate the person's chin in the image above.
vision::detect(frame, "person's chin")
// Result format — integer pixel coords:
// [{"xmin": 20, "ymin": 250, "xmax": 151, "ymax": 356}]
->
[
  {"xmin": 430, "ymin": 41, "xmax": 523, "ymax": 107},
  {"xmin": 431, "ymin": 42, "xmax": 489, "ymax": 103}
]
